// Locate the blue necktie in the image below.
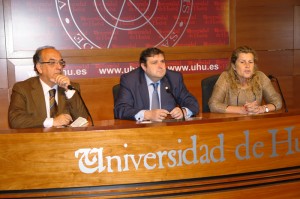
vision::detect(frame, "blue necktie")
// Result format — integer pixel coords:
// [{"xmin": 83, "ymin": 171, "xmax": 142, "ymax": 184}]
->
[{"xmin": 151, "ymin": 83, "xmax": 160, "ymax": 110}]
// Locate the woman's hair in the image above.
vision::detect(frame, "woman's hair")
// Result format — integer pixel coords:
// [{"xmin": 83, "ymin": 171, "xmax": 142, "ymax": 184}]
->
[{"xmin": 227, "ymin": 46, "xmax": 261, "ymax": 96}]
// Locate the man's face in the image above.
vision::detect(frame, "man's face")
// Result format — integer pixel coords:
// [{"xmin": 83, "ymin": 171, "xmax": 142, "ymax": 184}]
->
[
  {"xmin": 141, "ymin": 53, "xmax": 166, "ymax": 82},
  {"xmin": 36, "ymin": 48, "xmax": 64, "ymax": 87}
]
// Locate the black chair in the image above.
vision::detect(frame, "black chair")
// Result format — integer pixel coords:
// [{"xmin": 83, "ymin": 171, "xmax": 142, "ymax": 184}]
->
[
  {"xmin": 112, "ymin": 84, "xmax": 120, "ymax": 105},
  {"xmin": 201, "ymin": 74, "xmax": 220, "ymax": 113}
]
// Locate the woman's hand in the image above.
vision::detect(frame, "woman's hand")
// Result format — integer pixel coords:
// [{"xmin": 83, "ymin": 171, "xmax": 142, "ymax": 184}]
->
[{"xmin": 244, "ymin": 101, "xmax": 264, "ymax": 114}]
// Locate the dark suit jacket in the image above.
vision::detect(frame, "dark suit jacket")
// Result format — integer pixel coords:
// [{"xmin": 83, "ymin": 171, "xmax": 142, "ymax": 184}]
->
[
  {"xmin": 8, "ymin": 76, "xmax": 88, "ymax": 128},
  {"xmin": 114, "ymin": 67, "xmax": 199, "ymax": 120}
]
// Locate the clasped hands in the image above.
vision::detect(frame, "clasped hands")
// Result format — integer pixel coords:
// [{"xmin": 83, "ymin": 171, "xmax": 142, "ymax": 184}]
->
[
  {"xmin": 145, "ymin": 107, "xmax": 185, "ymax": 122},
  {"xmin": 243, "ymin": 101, "xmax": 265, "ymax": 114}
]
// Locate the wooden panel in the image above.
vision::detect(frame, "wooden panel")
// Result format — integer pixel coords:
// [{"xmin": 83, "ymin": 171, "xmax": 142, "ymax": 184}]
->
[
  {"xmin": 236, "ymin": 0, "xmax": 294, "ymax": 50},
  {"xmin": 77, "ymin": 77, "xmax": 119, "ymax": 120},
  {"xmin": 256, "ymin": 50, "xmax": 293, "ymax": 77},
  {"xmin": 294, "ymin": 75, "xmax": 300, "ymax": 109},
  {"xmin": 295, "ymin": 50, "xmax": 300, "ymax": 75},
  {"xmin": 276, "ymin": 76, "xmax": 293, "ymax": 111},
  {"xmin": 0, "ymin": 89, "xmax": 9, "ymax": 130},
  {"xmin": 295, "ymin": 6, "xmax": 300, "ymax": 49},
  {"xmin": 1, "ymin": 170, "xmax": 300, "ymax": 198},
  {"xmin": 174, "ymin": 181, "xmax": 300, "ymax": 199},
  {"xmin": 0, "ymin": 112, "xmax": 300, "ymax": 198}
]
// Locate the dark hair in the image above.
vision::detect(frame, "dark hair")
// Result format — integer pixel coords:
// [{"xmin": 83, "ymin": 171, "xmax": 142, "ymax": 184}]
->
[
  {"xmin": 139, "ymin": 47, "xmax": 165, "ymax": 66},
  {"xmin": 33, "ymin": 45, "xmax": 55, "ymax": 73}
]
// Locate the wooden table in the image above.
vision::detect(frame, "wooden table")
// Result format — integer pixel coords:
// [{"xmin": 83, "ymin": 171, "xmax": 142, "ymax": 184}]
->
[{"xmin": 1, "ymin": 111, "xmax": 300, "ymax": 198}]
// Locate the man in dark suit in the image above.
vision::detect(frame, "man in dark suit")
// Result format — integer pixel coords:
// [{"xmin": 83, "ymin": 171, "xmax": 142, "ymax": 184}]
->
[
  {"xmin": 8, "ymin": 46, "xmax": 88, "ymax": 128},
  {"xmin": 114, "ymin": 47, "xmax": 199, "ymax": 121}
]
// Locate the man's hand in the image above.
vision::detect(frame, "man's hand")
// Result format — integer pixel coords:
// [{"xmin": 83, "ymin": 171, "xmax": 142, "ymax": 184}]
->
[
  {"xmin": 53, "ymin": 114, "xmax": 73, "ymax": 127},
  {"xmin": 51, "ymin": 74, "xmax": 71, "ymax": 90},
  {"xmin": 170, "ymin": 107, "xmax": 185, "ymax": 119},
  {"xmin": 144, "ymin": 109, "xmax": 169, "ymax": 121}
]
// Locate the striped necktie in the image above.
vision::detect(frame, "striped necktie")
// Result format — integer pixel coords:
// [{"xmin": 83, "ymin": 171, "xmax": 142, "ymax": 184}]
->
[
  {"xmin": 49, "ymin": 89, "xmax": 58, "ymax": 118},
  {"xmin": 151, "ymin": 83, "xmax": 160, "ymax": 110}
]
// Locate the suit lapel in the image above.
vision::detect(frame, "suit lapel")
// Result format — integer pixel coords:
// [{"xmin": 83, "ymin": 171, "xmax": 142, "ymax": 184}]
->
[
  {"xmin": 138, "ymin": 68, "xmax": 150, "ymax": 109},
  {"xmin": 57, "ymin": 87, "xmax": 67, "ymax": 114},
  {"xmin": 31, "ymin": 77, "xmax": 47, "ymax": 118},
  {"xmin": 160, "ymin": 76, "xmax": 170, "ymax": 108}
]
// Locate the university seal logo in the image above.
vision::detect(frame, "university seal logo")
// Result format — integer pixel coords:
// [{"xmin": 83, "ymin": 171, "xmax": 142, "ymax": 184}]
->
[{"xmin": 55, "ymin": 0, "xmax": 193, "ymax": 49}]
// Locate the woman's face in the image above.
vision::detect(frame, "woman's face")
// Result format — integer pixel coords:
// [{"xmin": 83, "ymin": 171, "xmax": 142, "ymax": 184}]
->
[{"xmin": 234, "ymin": 53, "xmax": 255, "ymax": 79}]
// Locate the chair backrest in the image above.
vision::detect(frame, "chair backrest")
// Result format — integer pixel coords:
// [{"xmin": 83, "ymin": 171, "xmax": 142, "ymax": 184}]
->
[
  {"xmin": 201, "ymin": 74, "xmax": 220, "ymax": 113},
  {"xmin": 112, "ymin": 84, "xmax": 120, "ymax": 105}
]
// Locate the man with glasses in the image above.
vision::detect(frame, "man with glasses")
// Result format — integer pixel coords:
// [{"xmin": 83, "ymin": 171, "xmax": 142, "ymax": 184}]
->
[{"xmin": 8, "ymin": 46, "xmax": 88, "ymax": 128}]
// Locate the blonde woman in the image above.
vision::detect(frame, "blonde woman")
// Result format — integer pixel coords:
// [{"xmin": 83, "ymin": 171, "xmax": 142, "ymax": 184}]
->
[{"xmin": 209, "ymin": 46, "xmax": 282, "ymax": 114}]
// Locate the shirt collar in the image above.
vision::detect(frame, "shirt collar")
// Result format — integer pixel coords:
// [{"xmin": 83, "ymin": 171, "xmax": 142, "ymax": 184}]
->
[
  {"xmin": 39, "ymin": 78, "xmax": 58, "ymax": 95},
  {"xmin": 144, "ymin": 73, "xmax": 161, "ymax": 86}
]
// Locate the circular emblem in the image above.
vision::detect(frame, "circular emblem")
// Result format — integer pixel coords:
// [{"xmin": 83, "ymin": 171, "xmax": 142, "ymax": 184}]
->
[{"xmin": 55, "ymin": 0, "xmax": 193, "ymax": 49}]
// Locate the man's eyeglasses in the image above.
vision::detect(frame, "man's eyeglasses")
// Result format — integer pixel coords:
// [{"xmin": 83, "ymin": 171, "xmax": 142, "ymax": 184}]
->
[{"xmin": 39, "ymin": 59, "xmax": 66, "ymax": 67}]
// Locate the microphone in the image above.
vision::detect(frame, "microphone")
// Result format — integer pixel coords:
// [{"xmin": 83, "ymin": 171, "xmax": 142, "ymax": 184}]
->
[
  {"xmin": 53, "ymin": 74, "xmax": 94, "ymax": 125},
  {"xmin": 69, "ymin": 85, "xmax": 95, "ymax": 126},
  {"xmin": 67, "ymin": 85, "xmax": 75, "ymax": 90},
  {"xmin": 165, "ymin": 86, "xmax": 185, "ymax": 121},
  {"xmin": 268, "ymin": 75, "xmax": 288, "ymax": 112}
]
